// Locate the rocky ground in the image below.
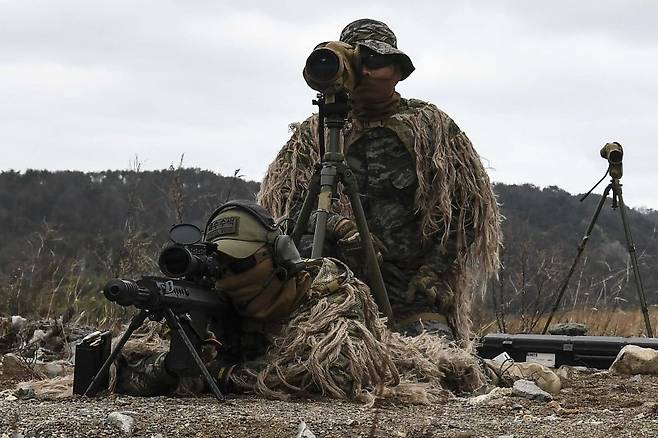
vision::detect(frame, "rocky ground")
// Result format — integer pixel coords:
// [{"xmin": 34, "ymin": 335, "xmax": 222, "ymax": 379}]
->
[
  {"xmin": 3, "ymin": 318, "xmax": 658, "ymax": 437},
  {"xmin": 3, "ymin": 367, "xmax": 658, "ymax": 437}
]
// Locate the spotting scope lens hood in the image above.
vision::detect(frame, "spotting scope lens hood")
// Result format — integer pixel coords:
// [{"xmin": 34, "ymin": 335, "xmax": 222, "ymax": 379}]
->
[
  {"xmin": 600, "ymin": 142, "xmax": 623, "ymax": 165},
  {"xmin": 305, "ymin": 48, "xmax": 341, "ymax": 84}
]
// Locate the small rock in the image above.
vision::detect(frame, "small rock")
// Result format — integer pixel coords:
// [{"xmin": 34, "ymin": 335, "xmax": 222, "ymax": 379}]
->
[
  {"xmin": 556, "ymin": 365, "xmax": 582, "ymax": 386},
  {"xmin": 1, "ymin": 353, "xmax": 24, "ymax": 375},
  {"xmin": 14, "ymin": 386, "xmax": 35, "ymax": 399},
  {"xmin": 630, "ymin": 374, "xmax": 642, "ymax": 383},
  {"xmin": 107, "ymin": 412, "xmax": 136, "ymax": 435},
  {"xmin": 11, "ymin": 315, "xmax": 27, "ymax": 329},
  {"xmin": 643, "ymin": 401, "xmax": 658, "ymax": 414},
  {"xmin": 512, "ymin": 379, "xmax": 553, "ymax": 402},
  {"xmin": 296, "ymin": 421, "xmax": 316, "ymax": 438},
  {"xmin": 4, "ymin": 394, "xmax": 18, "ymax": 401},
  {"xmin": 29, "ymin": 329, "xmax": 47, "ymax": 344},
  {"xmin": 468, "ymin": 387, "xmax": 512, "ymax": 406},
  {"xmin": 610, "ymin": 345, "xmax": 658, "ymax": 375},
  {"xmin": 41, "ymin": 360, "xmax": 73, "ymax": 378}
]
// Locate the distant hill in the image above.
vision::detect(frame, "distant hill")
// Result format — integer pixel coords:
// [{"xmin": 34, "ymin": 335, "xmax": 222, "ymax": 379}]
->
[{"xmin": 0, "ymin": 170, "xmax": 656, "ymax": 318}]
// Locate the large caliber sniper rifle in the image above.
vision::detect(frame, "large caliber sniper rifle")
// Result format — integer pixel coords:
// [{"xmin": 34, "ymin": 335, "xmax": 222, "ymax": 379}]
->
[{"xmin": 78, "ymin": 223, "xmax": 229, "ymax": 401}]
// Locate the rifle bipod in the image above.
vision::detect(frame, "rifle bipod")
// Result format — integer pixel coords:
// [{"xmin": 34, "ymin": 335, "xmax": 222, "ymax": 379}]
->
[
  {"xmin": 84, "ymin": 308, "xmax": 225, "ymax": 401},
  {"xmin": 290, "ymin": 92, "xmax": 394, "ymax": 326},
  {"xmin": 542, "ymin": 176, "xmax": 653, "ymax": 337}
]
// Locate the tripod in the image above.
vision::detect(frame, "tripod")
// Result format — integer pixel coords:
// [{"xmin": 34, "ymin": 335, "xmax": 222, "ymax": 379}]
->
[
  {"xmin": 290, "ymin": 92, "xmax": 394, "ymax": 324},
  {"xmin": 542, "ymin": 170, "xmax": 652, "ymax": 337}
]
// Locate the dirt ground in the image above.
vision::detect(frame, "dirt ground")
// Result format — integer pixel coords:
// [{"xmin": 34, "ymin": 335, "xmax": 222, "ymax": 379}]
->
[{"xmin": 2, "ymin": 367, "xmax": 658, "ymax": 438}]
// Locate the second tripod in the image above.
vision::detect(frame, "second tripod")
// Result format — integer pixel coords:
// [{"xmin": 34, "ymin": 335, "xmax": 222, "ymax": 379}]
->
[{"xmin": 542, "ymin": 143, "xmax": 652, "ymax": 337}]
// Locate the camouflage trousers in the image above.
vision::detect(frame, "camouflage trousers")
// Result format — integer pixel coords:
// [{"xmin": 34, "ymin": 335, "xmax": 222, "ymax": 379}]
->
[
  {"xmin": 114, "ymin": 352, "xmax": 179, "ymax": 396},
  {"xmin": 113, "ymin": 332, "xmax": 272, "ymax": 397}
]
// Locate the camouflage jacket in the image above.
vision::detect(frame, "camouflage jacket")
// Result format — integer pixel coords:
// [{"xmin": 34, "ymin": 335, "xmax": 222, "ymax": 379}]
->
[{"xmin": 258, "ymin": 97, "xmax": 502, "ymax": 339}]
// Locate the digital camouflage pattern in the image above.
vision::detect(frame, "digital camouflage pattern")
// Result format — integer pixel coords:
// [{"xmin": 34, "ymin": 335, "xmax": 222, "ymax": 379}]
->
[
  {"xmin": 339, "ymin": 18, "xmax": 415, "ymax": 80},
  {"xmin": 257, "ymin": 98, "xmax": 502, "ymax": 342}
]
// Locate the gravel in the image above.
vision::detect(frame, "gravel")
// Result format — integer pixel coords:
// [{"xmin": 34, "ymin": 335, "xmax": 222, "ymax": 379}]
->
[{"xmin": 3, "ymin": 369, "xmax": 658, "ymax": 437}]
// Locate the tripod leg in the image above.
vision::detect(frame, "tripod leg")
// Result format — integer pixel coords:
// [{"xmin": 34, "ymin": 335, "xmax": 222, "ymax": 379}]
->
[
  {"xmin": 164, "ymin": 309, "xmax": 225, "ymax": 401},
  {"xmin": 542, "ymin": 184, "xmax": 612, "ymax": 334},
  {"xmin": 291, "ymin": 172, "xmax": 321, "ymax": 246},
  {"xmin": 342, "ymin": 168, "xmax": 394, "ymax": 325},
  {"xmin": 84, "ymin": 309, "xmax": 148, "ymax": 396},
  {"xmin": 311, "ymin": 165, "xmax": 337, "ymax": 258},
  {"xmin": 613, "ymin": 179, "xmax": 653, "ymax": 337}
]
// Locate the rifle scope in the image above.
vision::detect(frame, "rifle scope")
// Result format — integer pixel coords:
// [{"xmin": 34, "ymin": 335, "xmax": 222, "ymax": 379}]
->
[{"xmin": 158, "ymin": 245, "xmax": 223, "ymax": 279}]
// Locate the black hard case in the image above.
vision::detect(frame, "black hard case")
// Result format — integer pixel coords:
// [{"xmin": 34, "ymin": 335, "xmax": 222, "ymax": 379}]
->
[
  {"xmin": 478, "ymin": 333, "xmax": 658, "ymax": 369},
  {"xmin": 72, "ymin": 331, "xmax": 112, "ymax": 395}
]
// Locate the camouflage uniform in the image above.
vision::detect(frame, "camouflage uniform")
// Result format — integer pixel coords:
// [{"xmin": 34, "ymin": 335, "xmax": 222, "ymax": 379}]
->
[
  {"xmin": 286, "ymin": 101, "xmax": 470, "ymax": 338},
  {"xmin": 258, "ymin": 19, "xmax": 501, "ymax": 341},
  {"xmin": 344, "ymin": 119, "xmax": 471, "ymax": 336}
]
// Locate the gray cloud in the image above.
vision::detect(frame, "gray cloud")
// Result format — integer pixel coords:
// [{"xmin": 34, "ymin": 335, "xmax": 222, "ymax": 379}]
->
[{"xmin": 1, "ymin": 0, "xmax": 656, "ymax": 208}]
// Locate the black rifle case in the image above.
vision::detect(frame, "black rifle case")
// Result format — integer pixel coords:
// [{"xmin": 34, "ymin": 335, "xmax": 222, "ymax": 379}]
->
[{"xmin": 477, "ymin": 333, "xmax": 658, "ymax": 369}]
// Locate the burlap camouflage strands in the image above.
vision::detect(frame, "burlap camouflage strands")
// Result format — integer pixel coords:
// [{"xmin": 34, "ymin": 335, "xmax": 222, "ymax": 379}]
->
[
  {"xmin": 233, "ymin": 258, "xmax": 486, "ymax": 403},
  {"xmin": 257, "ymin": 98, "xmax": 502, "ymax": 342},
  {"xmin": 339, "ymin": 18, "xmax": 415, "ymax": 80},
  {"xmin": 111, "ymin": 258, "xmax": 486, "ymax": 403}
]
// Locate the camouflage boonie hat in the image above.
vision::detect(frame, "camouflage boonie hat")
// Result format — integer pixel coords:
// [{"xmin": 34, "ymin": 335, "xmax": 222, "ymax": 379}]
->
[
  {"xmin": 205, "ymin": 201, "xmax": 280, "ymax": 259},
  {"xmin": 340, "ymin": 19, "xmax": 415, "ymax": 80}
]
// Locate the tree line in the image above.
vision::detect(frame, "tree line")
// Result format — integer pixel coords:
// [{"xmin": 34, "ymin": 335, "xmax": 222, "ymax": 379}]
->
[{"xmin": 0, "ymin": 169, "xmax": 656, "ymax": 330}]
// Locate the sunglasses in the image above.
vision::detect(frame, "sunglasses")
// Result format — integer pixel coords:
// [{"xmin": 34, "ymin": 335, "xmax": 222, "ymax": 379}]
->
[{"xmin": 360, "ymin": 52, "xmax": 398, "ymax": 70}]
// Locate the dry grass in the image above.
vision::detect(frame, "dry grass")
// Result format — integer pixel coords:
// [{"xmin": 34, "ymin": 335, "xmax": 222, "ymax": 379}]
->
[{"xmin": 477, "ymin": 306, "xmax": 658, "ymax": 337}]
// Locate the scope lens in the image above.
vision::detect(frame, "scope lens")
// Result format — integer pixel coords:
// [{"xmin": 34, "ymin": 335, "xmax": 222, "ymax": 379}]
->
[
  {"xmin": 608, "ymin": 150, "xmax": 623, "ymax": 164},
  {"xmin": 159, "ymin": 246, "xmax": 192, "ymax": 278},
  {"xmin": 305, "ymin": 48, "xmax": 340, "ymax": 82}
]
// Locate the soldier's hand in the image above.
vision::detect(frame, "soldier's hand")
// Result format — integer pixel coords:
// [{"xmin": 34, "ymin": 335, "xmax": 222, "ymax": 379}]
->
[
  {"xmin": 333, "ymin": 218, "xmax": 386, "ymax": 267},
  {"xmin": 332, "ymin": 217, "xmax": 358, "ymax": 241},
  {"xmin": 405, "ymin": 265, "xmax": 441, "ymax": 305}
]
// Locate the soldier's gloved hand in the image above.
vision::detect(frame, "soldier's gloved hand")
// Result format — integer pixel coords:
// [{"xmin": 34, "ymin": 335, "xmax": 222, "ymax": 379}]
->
[
  {"xmin": 405, "ymin": 265, "xmax": 442, "ymax": 305},
  {"xmin": 332, "ymin": 218, "xmax": 386, "ymax": 267}
]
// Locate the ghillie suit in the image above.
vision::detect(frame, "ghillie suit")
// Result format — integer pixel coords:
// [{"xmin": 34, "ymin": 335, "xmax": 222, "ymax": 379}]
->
[
  {"xmin": 232, "ymin": 258, "xmax": 487, "ymax": 404},
  {"xmin": 257, "ymin": 98, "xmax": 502, "ymax": 341},
  {"xmin": 105, "ymin": 259, "xmax": 486, "ymax": 404}
]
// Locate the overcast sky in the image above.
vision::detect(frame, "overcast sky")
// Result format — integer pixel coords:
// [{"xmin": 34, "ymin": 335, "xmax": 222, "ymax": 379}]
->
[{"xmin": 2, "ymin": 0, "xmax": 657, "ymax": 209}]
